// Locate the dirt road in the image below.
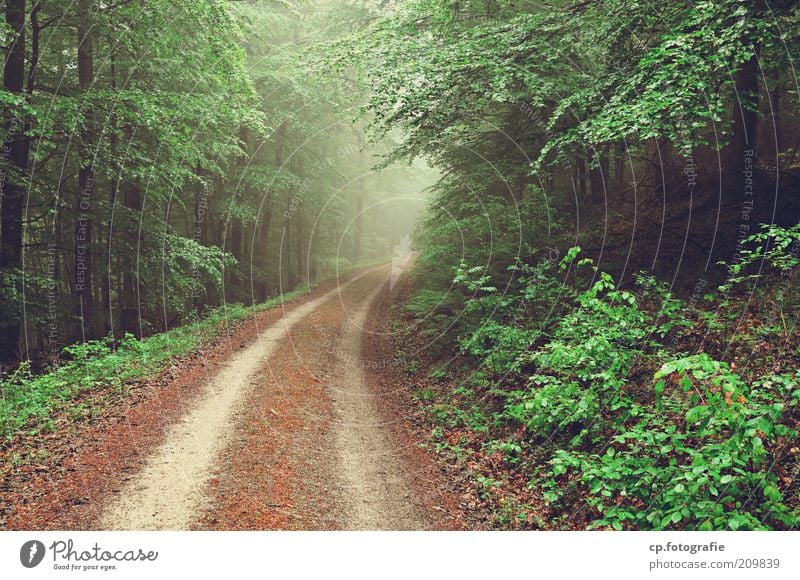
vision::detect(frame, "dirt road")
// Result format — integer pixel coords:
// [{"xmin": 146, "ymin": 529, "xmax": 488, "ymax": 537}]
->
[{"xmin": 1, "ymin": 265, "xmax": 462, "ymax": 530}]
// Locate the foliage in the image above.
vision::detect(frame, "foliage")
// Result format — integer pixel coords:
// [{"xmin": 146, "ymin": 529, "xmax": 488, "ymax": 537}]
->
[
  {"xmin": 0, "ymin": 0, "xmax": 430, "ymax": 359},
  {"xmin": 553, "ymin": 363, "xmax": 799, "ymax": 531},
  {"xmin": 422, "ymin": 246, "xmax": 800, "ymax": 529},
  {"xmin": 724, "ymin": 224, "xmax": 800, "ymax": 283},
  {"xmin": 0, "ymin": 285, "xmax": 314, "ymax": 440}
]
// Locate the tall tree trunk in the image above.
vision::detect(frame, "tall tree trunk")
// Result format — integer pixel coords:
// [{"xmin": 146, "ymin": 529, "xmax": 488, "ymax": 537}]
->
[
  {"xmin": 352, "ymin": 147, "xmax": 366, "ymax": 262},
  {"xmin": 589, "ymin": 151, "xmax": 609, "ymax": 204},
  {"xmin": 104, "ymin": 56, "xmax": 118, "ymax": 336},
  {"xmin": 192, "ymin": 167, "xmax": 210, "ymax": 314},
  {"xmin": 615, "ymin": 148, "xmax": 625, "ymax": 191},
  {"xmin": 722, "ymin": 51, "xmax": 760, "ymax": 202},
  {"xmin": 120, "ymin": 182, "xmax": 142, "ymax": 337},
  {"xmin": 261, "ymin": 122, "xmax": 286, "ymax": 299},
  {"xmin": 576, "ymin": 157, "xmax": 587, "ymax": 200},
  {"xmin": 258, "ymin": 196, "xmax": 273, "ymax": 300},
  {"xmin": 227, "ymin": 126, "xmax": 249, "ymax": 294},
  {"xmin": 285, "ymin": 192, "xmax": 296, "ymax": 289},
  {"xmin": 771, "ymin": 77, "xmax": 782, "ymax": 167},
  {"xmin": 295, "ymin": 201, "xmax": 305, "ymax": 285},
  {"xmin": 0, "ymin": 0, "xmax": 28, "ymax": 361},
  {"xmin": 28, "ymin": 2, "xmax": 40, "ymax": 95},
  {"xmin": 353, "ymin": 195, "xmax": 363, "ymax": 262},
  {"xmin": 75, "ymin": 0, "xmax": 95, "ymax": 336},
  {"xmin": 231, "ymin": 218, "xmax": 242, "ymax": 263}
]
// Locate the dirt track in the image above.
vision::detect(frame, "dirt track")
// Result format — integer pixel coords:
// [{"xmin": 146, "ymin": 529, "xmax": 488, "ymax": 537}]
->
[{"xmin": 1, "ymin": 265, "xmax": 462, "ymax": 530}]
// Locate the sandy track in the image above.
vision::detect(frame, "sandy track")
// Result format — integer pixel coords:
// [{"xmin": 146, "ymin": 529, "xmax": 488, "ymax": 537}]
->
[
  {"xmin": 94, "ymin": 263, "xmax": 460, "ymax": 531},
  {"xmin": 1, "ymin": 263, "xmax": 462, "ymax": 531},
  {"xmin": 99, "ymin": 269, "xmax": 376, "ymax": 530},
  {"xmin": 197, "ymin": 265, "xmax": 461, "ymax": 530},
  {"xmin": 329, "ymin": 281, "xmax": 426, "ymax": 529}
]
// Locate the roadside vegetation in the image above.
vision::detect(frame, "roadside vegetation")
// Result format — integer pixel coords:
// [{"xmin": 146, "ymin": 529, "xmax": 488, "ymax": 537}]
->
[
  {"xmin": 0, "ymin": 258, "xmax": 384, "ymax": 442},
  {"xmin": 0, "ymin": 289, "xmax": 302, "ymax": 441},
  {"xmin": 2, "ymin": 0, "xmax": 799, "ymax": 531},
  {"xmin": 334, "ymin": 1, "xmax": 800, "ymax": 530},
  {"xmin": 397, "ymin": 227, "xmax": 800, "ymax": 530}
]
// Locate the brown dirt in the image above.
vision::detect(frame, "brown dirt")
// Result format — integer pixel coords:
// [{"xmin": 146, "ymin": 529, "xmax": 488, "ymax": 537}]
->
[
  {"xmin": 0, "ymin": 265, "xmax": 465, "ymax": 530},
  {"xmin": 198, "ymin": 266, "xmax": 463, "ymax": 530},
  {"xmin": 359, "ymin": 275, "xmax": 469, "ymax": 530}
]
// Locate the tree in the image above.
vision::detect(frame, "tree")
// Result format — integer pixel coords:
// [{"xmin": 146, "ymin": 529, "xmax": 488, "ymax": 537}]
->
[
  {"xmin": 0, "ymin": 0, "xmax": 28, "ymax": 361},
  {"xmin": 75, "ymin": 0, "xmax": 95, "ymax": 333}
]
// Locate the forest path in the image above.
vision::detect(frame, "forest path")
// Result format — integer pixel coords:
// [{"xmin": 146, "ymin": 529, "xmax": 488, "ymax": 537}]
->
[
  {"xmin": 328, "ymin": 279, "xmax": 424, "ymax": 529},
  {"xmin": 96, "ymin": 265, "xmax": 455, "ymax": 530}
]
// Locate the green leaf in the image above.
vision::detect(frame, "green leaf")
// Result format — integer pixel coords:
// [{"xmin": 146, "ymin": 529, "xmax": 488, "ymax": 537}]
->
[{"xmin": 763, "ymin": 485, "xmax": 781, "ymax": 502}]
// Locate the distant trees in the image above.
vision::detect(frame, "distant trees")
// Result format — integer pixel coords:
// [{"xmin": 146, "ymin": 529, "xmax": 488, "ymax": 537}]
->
[{"xmin": 0, "ymin": 0, "xmax": 427, "ymax": 364}]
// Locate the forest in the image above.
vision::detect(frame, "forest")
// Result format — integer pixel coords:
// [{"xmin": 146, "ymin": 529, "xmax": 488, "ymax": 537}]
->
[
  {"xmin": 0, "ymin": 0, "xmax": 432, "ymax": 361},
  {"xmin": 1, "ymin": 0, "xmax": 799, "ymax": 533}
]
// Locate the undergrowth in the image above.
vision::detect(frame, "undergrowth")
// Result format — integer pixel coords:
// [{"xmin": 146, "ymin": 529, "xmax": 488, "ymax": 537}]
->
[
  {"xmin": 403, "ymin": 224, "xmax": 800, "ymax": 530},
  {"xmin": 0, "ymin": 285, "xmax": 314, "ymax": 440},
  {"xmin": 0, "ymin": 258, "xmax": 393, "ymax": 442}
]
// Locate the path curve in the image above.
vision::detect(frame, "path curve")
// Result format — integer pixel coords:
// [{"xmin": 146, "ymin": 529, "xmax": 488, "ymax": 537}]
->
[{"xmin": 100, "ymin": 269, "xmax": 377, "ymax": 530}]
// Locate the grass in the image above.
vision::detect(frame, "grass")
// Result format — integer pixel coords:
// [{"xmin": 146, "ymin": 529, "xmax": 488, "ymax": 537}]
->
[{"xmin": 0, "ymin": 258, "xmax": 389, "ymax": 441}]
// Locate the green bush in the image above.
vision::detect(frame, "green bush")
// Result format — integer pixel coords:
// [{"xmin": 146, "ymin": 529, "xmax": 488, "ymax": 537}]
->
[
  {"xmin": 437, "ymin": 246, "xmax": 800, "ymax": 530},
  {"xmin": 552, "ymin": 362, "xmax": 799, "ymax": 530}
]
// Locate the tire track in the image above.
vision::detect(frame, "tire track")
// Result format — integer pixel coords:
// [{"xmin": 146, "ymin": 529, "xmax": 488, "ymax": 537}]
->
[
  {"xmin": 328, "ymin": 279, "xmax": 427, "ymax": 529},
  {"xmin": 99, "ymin": 269, "xmax": 377, "ymax": 530}
]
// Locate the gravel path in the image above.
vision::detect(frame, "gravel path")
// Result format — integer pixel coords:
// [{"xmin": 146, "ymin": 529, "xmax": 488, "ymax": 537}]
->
[
  {"xmin": 1, "ymin": 264, "xmax": 462, "ymax": 531},
  {"xmin": 99, "ymin": 270, "xmax": 376, "ymax": 530}
]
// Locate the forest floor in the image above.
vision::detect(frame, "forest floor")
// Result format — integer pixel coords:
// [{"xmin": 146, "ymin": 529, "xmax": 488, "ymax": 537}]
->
[{"xmin": 0, "ymin": 265, "xmax": 468, "ymax": 530}]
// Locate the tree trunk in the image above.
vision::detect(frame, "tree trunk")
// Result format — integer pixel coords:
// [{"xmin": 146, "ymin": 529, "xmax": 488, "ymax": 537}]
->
[
  {"xmin": 258, "ymin": 197, "xmax": 273, "ymax": 300},
  {"xmin": 231, "ymin": 218, "xmax": 242, "ymax": 261},
  {"xmin": 104, "ymin": 57, "xmax": 118, "ymax": 337},
  {"xmin": 352, "ymin": 147, "xmax": 366, "ymax": 262},
  {"xmin": 722, "ymin": 51, "xmax": 760, "ymax": 202},
  {"xmin": 589, "ymin": 151, "xmax": 609, "ymax": 204},
  {"xmin": 353, "ymin": 195, "xmax": 363, "ymax": 262},
  {"xmin": 576, "ymin": 157, "xmax": 587, "ymax": 200},
  {"xmin": 261, "ymin": 122, "xmax": 286, "ymax": 299},
  {"xmin": 295, "ymin": 201, "xmax": 305, "ymax": 285},
  {"xmin": 615, "ymin": 149, "xmax": 625, "ymax": 191},
  {"xmin": 120, "ymin": 183, "xmax": 142, "ymax": 337},
  {"xmin": 771, "ymin": 77, "xmax": 782, "ymax": 166},
  {"xmin": 192, "ymin": 167, "xmax": 209, "ymax": 314},
  {"xmin": 28, "ymin": 2, "xmax": 40, "ymax": 95},
  {"xmin": 0, "ymin": 0, "xmax": 28, "ymax": 361},
  {"xmin": 75, "ymin": 0, "xmax": 95, "ymax": 335},
  {"xmin": 284, "ymin": 192, "xmax": 295, "ymax": 290}
]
